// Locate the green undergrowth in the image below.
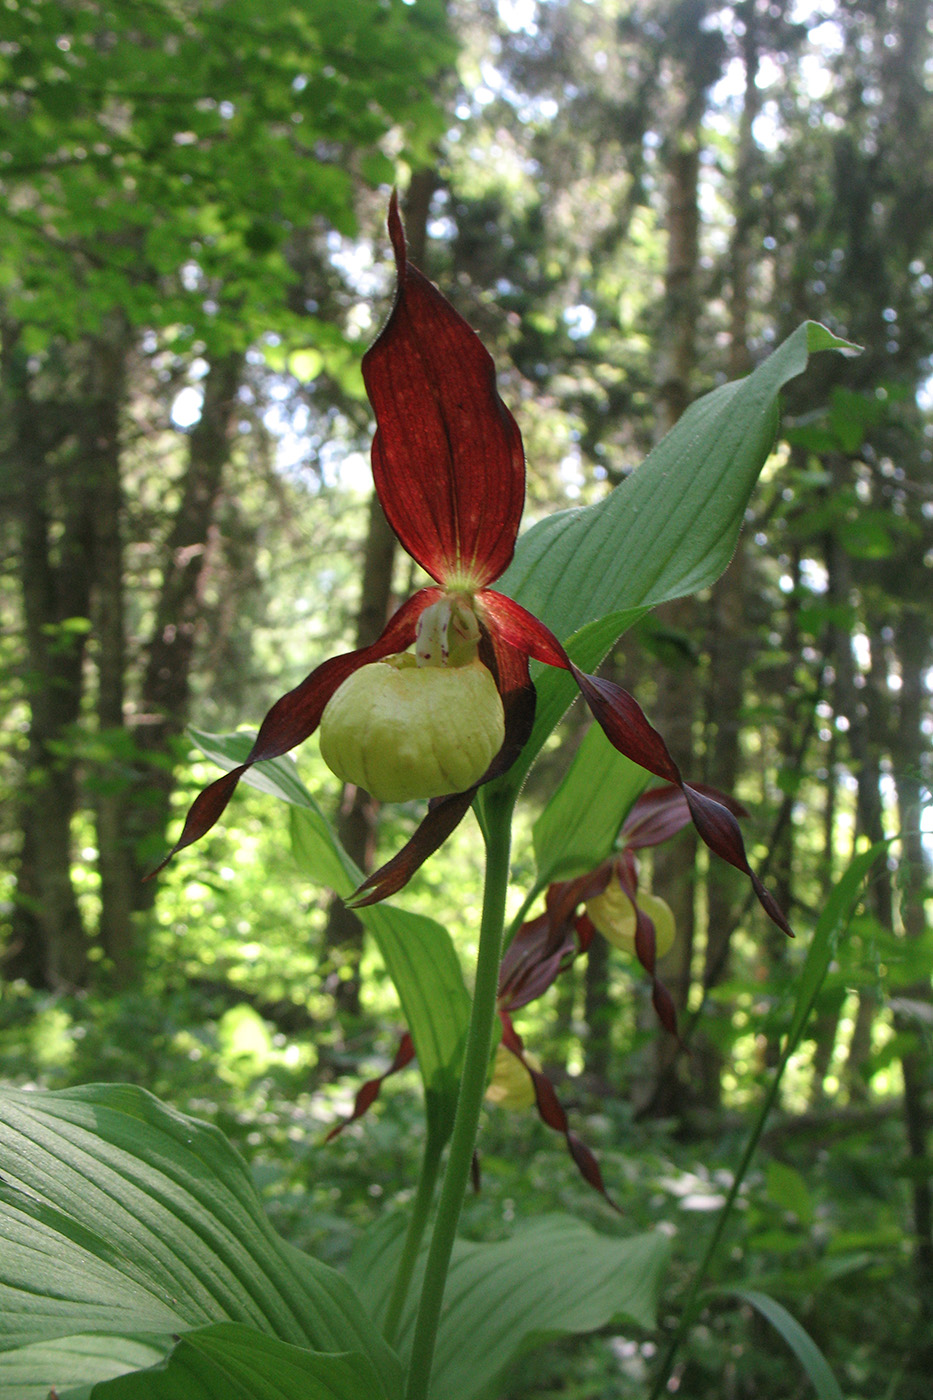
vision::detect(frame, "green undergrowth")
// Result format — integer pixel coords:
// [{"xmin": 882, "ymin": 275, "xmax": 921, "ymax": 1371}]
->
[{"xmin": 0, "ymin": 967, "xmax": 921, "ymax": 1400}]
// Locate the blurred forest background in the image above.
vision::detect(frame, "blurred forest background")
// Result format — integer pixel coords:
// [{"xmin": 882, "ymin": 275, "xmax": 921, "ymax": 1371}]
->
[{"xmin": 1, "ymin": 0, "xmax": 932, "ymax": 1396}]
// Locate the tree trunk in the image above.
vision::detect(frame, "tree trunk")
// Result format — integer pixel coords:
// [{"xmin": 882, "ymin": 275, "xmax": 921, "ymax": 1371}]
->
[
  {"xmin": 890, "ymin": 607, "xmax": 933, "ymax": 1345},
  {"xmin": 131, "ymin": 351, "xmax": 245, "ymax": 903},
  {"xmin": 694, "ymin": 8, "xmax": 760, "ymax": 1106},
  {"xmin": 83, "ymin": 321, "xmax": 135, "ymax": 986},
  {"xmin": 3, "ymin": 327, "xmax": 95, "ymax": 987},
  {"xmin": 808, "ymin": 726, "xmax": 844, "ymax": 1105},
  {"xmin": 3, "ymin": 324, "xmax": 242, "ymax": 987},
  {"xmin": 695, "ymin": 550, "xmax": 748, "ymax": 1108},
  {"xmin": 825, "ymin": 473, "xmax": 889, "ymax": 1092},
  {"xmin": 655, "ymin": 135, "xmax": 699, "ymax": 440}
]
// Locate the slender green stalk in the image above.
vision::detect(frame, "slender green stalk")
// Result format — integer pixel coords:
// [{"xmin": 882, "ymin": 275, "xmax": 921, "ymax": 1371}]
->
[
  {"xmin": 501, "ymin": 876, "xmax": 546, "ymax": 953},
  {"xmin": 646, "ymin": 1064, "xmax": 785, "ymax": 1400},
  {"xmin": 383, "ymin": 1130, "xmax": 444, "ymax": 1346},
  {"xmin": 403, "ymin": 797, "xmax": 513, "ymax": 1400},
  {"xmin": 647, "ymin": 845, "xmax": 884, "ymax": 1398}
]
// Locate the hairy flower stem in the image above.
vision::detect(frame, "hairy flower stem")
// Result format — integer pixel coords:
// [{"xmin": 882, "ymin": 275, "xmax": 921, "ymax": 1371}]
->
[
  {"xmin": 403, "ymin": 796, "xmax": 513, "ymax": 1400},
  {"xmin": 383, "ymin": 1131, "xmax": 444, "ymax": 1346}
]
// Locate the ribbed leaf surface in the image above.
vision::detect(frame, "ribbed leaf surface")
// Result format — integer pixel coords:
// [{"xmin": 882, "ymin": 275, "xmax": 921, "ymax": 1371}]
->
[
  {"xmin": 0, "ymin": 1086, "xmax": 399, "ymax": 1395},
  {"xmin": 349, "ymin": 1213, "xmax": 669, "ymax": 1400},
  {"xmin": 0, "ymin": 1333, "xmax": 168, "ymax": 1400},
  {"xmin": 91, "ymin": 1323, "xmax": 390, "ymax": 1400}
]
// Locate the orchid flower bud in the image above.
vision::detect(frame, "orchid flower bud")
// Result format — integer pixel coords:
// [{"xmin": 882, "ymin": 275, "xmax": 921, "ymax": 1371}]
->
[
  {"xmin": 484, "ymin": 1043, "xmax": 540, "ymax": 1109},
  {"xmin": 319, "ymin": 653, "xmax": 505, "ymax": 802},
  {"xmin": 585, "ymin": 879, "xmax": 676, "ymax": 958}
]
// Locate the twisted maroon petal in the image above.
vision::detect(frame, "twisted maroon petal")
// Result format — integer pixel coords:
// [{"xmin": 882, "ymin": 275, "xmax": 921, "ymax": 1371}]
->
[
  {"xmin": 148, "ymin": 589, "xmax": 439, "ymax": 876},
  {"xmin": 498, "ymin": 867, "xmax": 609, "ymax": 1012},
  {"xmin": 621, "ymin": 783, "xmax": 746, "ymax": 850},
  {"xmin": 481, "ymin": 590, "xmax": 792, "ymax": 937},
  {"xmin": 480, "ymin": 590, "xmax": 570, "ymax": 670},
  {"xmin": 347, "ymin": 788, "xmax": 477, "ymax": 909},
  {"xmin": 568, "ymin": 669, "xmax": 682, "ymax": 784},
  {"xmin": 498, "ymin": 910, "xmax": 572, "ymax": 1013},
  {"xmin": 650, "ymin": 981, "xmax": 679, "ymax": 1040},
  {"xmin": 325, "ymin": 1032, "xmax": 415, "ymax": 1143},
  {"xmin": 499, "ymin": 1014, "xmax": 619, "ymax": 1210},
  {"xmin": 683, "ymin": 785, "xmax": 792, "ymax": 936},
  {"xmin": 363, "ymin": 192, "xmax": 525, "ymax": 587}
]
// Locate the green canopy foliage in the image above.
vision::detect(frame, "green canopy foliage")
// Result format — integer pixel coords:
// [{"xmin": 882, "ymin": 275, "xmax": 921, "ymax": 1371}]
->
[{"xmin": 0, "ymin": 0, "xmax": 453, "ymax": 348}]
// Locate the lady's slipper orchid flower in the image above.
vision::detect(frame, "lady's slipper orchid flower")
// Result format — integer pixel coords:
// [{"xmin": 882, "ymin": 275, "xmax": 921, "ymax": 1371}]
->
[
  {"xmin": 154, "ymin": 193, "xmax": 789, "ymax": 935},
  {"xmin": 587, "ymin": 881, "xmax": 676, "ymax": 959},
  {"xmin": 498, "ymin": 783, "xmax": 748, "ymax": 1036},
  {"xmin": 488, "ymin": 783, "xmax": 747, "ymax": 1200}
]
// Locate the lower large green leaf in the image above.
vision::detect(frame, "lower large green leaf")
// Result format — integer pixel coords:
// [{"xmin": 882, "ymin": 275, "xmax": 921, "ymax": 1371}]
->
[
  {"xmin": 355, "ymin": 894, "xmax": 469, "ymax": 1148},
  {"xmin": 0, "ymin": 1085, "xmax": 400, "ymax": 1397},
  {"xmin": 348, "ymin": 1213, "xmax": 670, "ymax": 1400},
  {"xmin": 90, "ymin": 1323, "xmax": 389, "ymax": 1400},
  {"xmin": 0, "ymin": 1333, "xmax": 169, "ymax": 1400}
]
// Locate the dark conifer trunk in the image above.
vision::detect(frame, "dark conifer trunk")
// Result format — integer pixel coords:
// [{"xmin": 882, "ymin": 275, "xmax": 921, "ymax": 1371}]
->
[
  {"xmin": 125, "ymin": 352, "xmax": 246, "ymax": 929},
  {"xmin": 890, "ymin": 608, "xmax": 933, "ymax": 1347},
  {"xmin": 85, "ymin": 321, "xmax": 134, "ymax": 985},
  {"xmin": 4, "ymin": 328, "xmax": 97, "ymax": 987}
]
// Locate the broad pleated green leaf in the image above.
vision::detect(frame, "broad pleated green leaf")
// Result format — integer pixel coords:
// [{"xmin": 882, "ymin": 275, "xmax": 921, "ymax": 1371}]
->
[
  {"xmin": 0, "ymin": 1333, "xmax": 169, "ymax": 1400},
  {"xmin": 491, "ymin": 322, "xmax": 858, "ymax": 795},
  {"xmin": 90, "ymin": 1323, "xmax": 391, "ymax": 1400},
  {"xmin": 501, "ymin": 324, "xmax": 856, "ymax": 631},
  {"xmin": 713, "ymin": 1290, "xmax": 844, "ymax": 1400},
  {"xmin": 349, "ymin": 1214, "xmax": 670, "ymax": 1400},
  {"xmin": 0, "ymin": 1085, "xmax": 400, "ymax": 1395},
  {"xmin": 190, "ymin": 731, "xmax": 471, "ymax": 1147},
  {"xmin": 532, "ymin": 724, "xmax": 652, "ymax": 883},
  {"xmin": 355, "ymin": 896, "xmax": 469, "ymax": 1147}
]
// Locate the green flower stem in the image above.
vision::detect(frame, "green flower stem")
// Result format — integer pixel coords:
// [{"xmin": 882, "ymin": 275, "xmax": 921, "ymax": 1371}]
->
[
  {"xmin": 646, "ymin": 1072, "xmax": 780, "ymax": 1400},
  {"xmin": 643, "ymin": 842, "xmax": 884, "ymax": 1399},
  {"xmin": 383, "ymin": 1130, "xmax": 445, "ymax": 1347},
  {"xmin": 501, "ymin": 877, "xmax": 546, "ymax": 953},
  {"xmin": 403, "ymin": 796, "xmax": 513, "ymax": 1400}
]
